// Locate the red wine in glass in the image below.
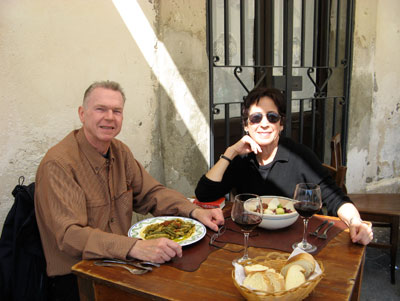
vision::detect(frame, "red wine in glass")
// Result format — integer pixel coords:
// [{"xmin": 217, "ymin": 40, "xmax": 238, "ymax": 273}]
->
[
  {"xmin": 233, "ymin": 213, "xmax": 262, "ymax": 232},
  {"xmin": 294, "ymin": 201, "xmax": 321, "ymax": 218},
  {"xmin": 231, "ymin": 193, "xmax": 262, "ymax": 264},
  {"xmin": 292, "ymin": 183, "xmax": 322, "ymax": 253}
]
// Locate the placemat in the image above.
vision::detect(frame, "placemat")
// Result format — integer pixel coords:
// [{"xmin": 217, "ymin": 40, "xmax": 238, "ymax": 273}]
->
[{"xmin": 166, "ymin": 213, "xmax": 347, "ymax": 272}]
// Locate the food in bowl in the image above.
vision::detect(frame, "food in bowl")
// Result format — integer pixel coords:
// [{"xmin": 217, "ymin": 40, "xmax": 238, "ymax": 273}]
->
[
  {"xmin": 262, "ymin": 197, "xmax": 295, "ymax": 215},
  {"xmin": 259, "ymin": 196, "xmax": 299, "ymax": 230}
]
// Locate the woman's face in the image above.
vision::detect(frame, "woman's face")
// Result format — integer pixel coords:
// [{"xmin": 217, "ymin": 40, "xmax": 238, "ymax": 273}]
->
[{"xmin": 244, "ymin": 96, "xmax": 283, "ymax": 147}]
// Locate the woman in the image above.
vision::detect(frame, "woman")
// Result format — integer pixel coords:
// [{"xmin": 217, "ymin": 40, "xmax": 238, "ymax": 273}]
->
[{"xmin": 195, "ymin": 87, "xmax": 372, "ymax": 245}]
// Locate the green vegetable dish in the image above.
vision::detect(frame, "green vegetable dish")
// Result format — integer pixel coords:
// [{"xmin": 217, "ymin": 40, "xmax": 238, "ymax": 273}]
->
[{"xmin": 142, "ymin": 218, "xmax": 196, "ymax": 242}]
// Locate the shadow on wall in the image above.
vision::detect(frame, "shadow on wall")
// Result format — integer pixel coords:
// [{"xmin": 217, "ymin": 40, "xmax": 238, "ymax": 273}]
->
[{"xmin": 113, "ymin": 1, "xmax": 211, "ymax": 195}]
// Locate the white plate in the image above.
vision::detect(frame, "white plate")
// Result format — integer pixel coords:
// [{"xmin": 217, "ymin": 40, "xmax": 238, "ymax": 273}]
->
[{"xmin": 128, "ymin": 216, "xmax": 206, "ymax": 246}]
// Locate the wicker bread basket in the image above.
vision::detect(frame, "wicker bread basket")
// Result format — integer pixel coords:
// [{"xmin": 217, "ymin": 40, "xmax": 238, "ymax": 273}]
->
[{"xmin": 232, "ymin": 252, "xmax": 324, "ymax": 301}]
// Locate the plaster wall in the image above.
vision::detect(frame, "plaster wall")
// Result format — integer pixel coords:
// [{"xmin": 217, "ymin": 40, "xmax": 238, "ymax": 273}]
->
[
  {"xmin": 156, "ymin": 0, "xmax": 210, "ymax": 196},
  {"xmin": 347, "ymin": 0, "xmax": 400, "ymax": 193},
  {"xmin": 0, "ymin": 0, "xmax": 163, "ymax": 228}
]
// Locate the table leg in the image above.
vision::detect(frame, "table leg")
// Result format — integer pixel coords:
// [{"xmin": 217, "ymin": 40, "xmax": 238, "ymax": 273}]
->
[
  {"xmin": 390, "ymin": 216, "xmax": 399, "ymax": 284},
  {"xmin": 350, "ymin": 251, "xmax": 365, "ymax": 301},
  {"xmin": 76, "ymin": 276, "xmax": 95, "ymax": 301}
]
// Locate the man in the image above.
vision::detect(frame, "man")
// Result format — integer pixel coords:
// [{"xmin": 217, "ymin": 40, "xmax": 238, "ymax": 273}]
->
[{"xmin": 35, "ymin": 81, "xmax": 224, "ymax": 300}]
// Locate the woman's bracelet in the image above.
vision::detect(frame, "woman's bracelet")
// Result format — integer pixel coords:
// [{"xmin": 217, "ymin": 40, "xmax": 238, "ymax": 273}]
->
[{"xmin": 220, "ymin": 154, "xmax": 232, "ymax": 163}]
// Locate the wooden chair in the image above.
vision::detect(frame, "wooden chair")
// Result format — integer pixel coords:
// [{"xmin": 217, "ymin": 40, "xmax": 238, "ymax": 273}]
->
[
  {"xmin": 330, "ymin": 133, "xmax": 343, "ymax": 169},
  {"xmin": 327, "ymin": 133, "xmax": 348, "ymax": 192},
  {"xmin": 322, "ymin": 163, "xmax": 348, "ymax": 194}
]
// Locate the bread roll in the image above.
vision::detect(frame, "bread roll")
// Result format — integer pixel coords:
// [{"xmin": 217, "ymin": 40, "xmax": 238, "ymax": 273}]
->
[
  {"xmin": 243, "ymin": 272, "xmax": 273, "ymax": 292},
  {"xmin": 280, "ymin": 253, "xmax": 316, "ymax": 278},
  {"xmin": 285, "ymin": 264, "xmax": 306, "ymax": 290}
]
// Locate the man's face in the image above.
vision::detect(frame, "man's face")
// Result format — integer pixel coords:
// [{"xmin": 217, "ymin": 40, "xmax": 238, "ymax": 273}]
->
[{"xmin": 78, "ymin": 87, "xmax": 124, "ymax": 153}]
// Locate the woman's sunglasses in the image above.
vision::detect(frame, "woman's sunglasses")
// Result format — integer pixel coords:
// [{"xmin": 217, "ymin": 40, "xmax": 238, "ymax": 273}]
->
[{"xmin": 248, "ymin": 112, "xmax": 281, "ymax": 124}]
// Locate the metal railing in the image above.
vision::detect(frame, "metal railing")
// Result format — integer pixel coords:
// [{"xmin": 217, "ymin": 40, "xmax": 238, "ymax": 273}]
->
[{"xmin": 207, "ymin": 0, "xmax": 354, "ymax": 166}]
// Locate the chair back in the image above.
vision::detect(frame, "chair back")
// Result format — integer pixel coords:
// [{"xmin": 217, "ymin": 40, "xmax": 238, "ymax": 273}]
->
[
  {"xmin": 330, "ymin": 133, "xmax": 343, "ymax": 169},
  {"xmin": 322, "ymin": 163, "xmax": 348, "ymax": 194}
]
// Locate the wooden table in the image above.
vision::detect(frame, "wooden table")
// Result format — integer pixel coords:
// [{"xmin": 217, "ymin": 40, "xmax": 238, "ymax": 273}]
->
[
  {"xmin": 72, "ymin": 220, "xmax": 365, "ymax": 301},
  {"xmin": 349, "ymin": 193, "xmax": 400, "ymax": 284}
]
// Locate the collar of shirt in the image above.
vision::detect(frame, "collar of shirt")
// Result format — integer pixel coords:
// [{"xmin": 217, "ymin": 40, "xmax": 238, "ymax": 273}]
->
[
  {"xmin": 274, "ymin": 137, "xmax": 290, "ymax": 163},
  {"xmin": 75, "ymin": 128, "xmax": 115, "ymax": 174}
]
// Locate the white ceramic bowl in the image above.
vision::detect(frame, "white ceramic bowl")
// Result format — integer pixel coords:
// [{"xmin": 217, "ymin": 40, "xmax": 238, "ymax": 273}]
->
[{"xmin": 259, "ymin": 196, "xmax": 299, "ymax": 230}]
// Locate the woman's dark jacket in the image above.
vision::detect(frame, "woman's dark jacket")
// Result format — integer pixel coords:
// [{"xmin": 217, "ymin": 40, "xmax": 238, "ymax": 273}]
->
[{"xmin": 195, "ymin": 137, "xmax": 351, "ymax": 216}]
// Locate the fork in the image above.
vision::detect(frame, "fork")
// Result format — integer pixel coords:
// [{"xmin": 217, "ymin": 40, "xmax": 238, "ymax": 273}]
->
[
  {"xmin": 317, "ymin": 222, "xmax": 335, "ymax": 239},
  {"xmin": 309, "ymin": 220, "xmax": 328, "ymax": 236},
  {"xmin": 101, "ymin": 259, "xmax": 155, "ymax": 271},
  {"xmin": 94, "ymin": 261, "xmax": 149, "ymax": 274}
]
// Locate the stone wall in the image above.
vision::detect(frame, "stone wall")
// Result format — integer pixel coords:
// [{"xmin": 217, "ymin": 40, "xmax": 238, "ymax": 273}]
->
[{"xmin": 347, "ymin": 0, "xmax": 400, "ymax": 193}]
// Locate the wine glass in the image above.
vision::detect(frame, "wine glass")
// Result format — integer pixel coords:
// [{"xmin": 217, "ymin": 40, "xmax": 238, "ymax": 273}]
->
[
  {"xmin": 292, "ymin": 183, "xmax": 322, "ymax": 252},
  {"xmin": 231, "ymin": 193, "xmax": 263, "ymax": 264}
]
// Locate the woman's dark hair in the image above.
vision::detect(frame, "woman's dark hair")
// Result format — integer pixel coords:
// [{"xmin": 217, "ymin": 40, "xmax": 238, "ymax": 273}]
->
[{"xmin": 242, "ymin": 87, "xmax": 286, "ymax": 126}]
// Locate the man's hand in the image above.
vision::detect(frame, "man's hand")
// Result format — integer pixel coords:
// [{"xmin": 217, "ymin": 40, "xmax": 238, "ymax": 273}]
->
[
  {"xmin": 191, "ymin": 208, "xmax": 225, "ymax": 232},
  {"xmin": 128, "ymin": 238, "xmax": 182, "ymax": 263},
  {"xmin": 349, "ymin": 219, "xmax": 373, "ymax": 245}
]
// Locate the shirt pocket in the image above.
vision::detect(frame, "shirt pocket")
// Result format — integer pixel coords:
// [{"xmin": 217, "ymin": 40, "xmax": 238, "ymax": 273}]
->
[
  {"xmin": 86, "ymin": 198, "xmax": 109, "ymax": 228},
  {"xmin": 115, "ymin": 189, "xmax": 133, "ymax": 216},
  {"xmin": 114, "ymin": 190, "xmax": 133, "ymax": 231}
]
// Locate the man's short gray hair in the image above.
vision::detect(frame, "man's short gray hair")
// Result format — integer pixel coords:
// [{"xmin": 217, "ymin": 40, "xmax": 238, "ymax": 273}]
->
[{"xmin": 83, "ymin": 80, "xmax": 126, "ymax": 107}]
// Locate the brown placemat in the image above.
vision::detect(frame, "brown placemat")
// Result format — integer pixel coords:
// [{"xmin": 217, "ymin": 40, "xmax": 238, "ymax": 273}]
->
[
  {"xmin": 217, "ymin": 215, "xmax": 347, "ymax": 251},
  {"xmin": 166, "ymin": 213, "xmax": 347, "ymax": 272}
]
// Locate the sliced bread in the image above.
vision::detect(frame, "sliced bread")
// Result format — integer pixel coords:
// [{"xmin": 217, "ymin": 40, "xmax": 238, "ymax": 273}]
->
[
  {"xmin": 284, "ymin": 264, "xmax": 306, "ymax": 290},
  {"xmin": 265, "ymin": 271, "xmax": 285, "ymax": 292},
  {"xmin": 243, "ymin": 271, "xmax": 273, "ymax": 293},
  {"xmin": 244, "ymin": 264, "xmax": 269, "ymax": 275},
  {"xmin": 280, "ymin": 252, "xmax": 316, "ymax": 278}
]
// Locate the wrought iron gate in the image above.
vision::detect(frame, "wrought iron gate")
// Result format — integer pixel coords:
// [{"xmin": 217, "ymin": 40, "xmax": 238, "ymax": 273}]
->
[{"xmin": 206, "ymin": 0, "xmax": 355, "ymax": 166}]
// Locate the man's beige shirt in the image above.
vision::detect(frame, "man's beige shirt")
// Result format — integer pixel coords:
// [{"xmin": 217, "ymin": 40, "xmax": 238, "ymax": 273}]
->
[{"xmin": 35, "ymin": 128, "xmax": 198, "ymax": 276}]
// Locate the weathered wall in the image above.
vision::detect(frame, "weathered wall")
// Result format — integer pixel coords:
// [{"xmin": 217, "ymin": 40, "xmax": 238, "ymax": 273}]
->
[
  {"xmin": 156, "ymin": 0, "xmax": 210, "ymax": 196},
  {"xmin": 347, "ymin": 0, "xmax": 400, "ymax": 192},
  {"xmin": 0, "ymin": 0, "xmax": 163, "ymax": 228}
]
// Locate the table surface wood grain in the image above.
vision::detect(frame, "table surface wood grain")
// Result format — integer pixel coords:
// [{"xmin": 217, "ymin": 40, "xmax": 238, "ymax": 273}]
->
[{"xmin": 72, "ymin": 216, "xmax": 365, "ymax": 301}]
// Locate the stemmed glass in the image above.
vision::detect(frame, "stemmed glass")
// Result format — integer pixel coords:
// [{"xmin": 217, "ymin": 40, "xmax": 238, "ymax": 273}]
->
[
  {"xmin": 292, "ymin": 183, "xmax": 322, "ymax": 252},
  {"xmin": 231, "ymin": 193, "xmax": 263, "ymax": 263}
]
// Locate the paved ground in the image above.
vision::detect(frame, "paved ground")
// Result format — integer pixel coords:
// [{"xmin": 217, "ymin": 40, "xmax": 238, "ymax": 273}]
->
[{"xmin": 360, "ymin": 226, "xmax": 400, "ymax": 300}]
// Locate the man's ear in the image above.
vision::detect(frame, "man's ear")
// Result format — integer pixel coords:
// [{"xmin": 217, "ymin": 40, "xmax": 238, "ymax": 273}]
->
[{"xmin": 78, "ymin": 106, "xmax": 85, "ymax": 123}]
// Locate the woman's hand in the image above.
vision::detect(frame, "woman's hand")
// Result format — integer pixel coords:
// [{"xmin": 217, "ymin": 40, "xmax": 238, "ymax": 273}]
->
[
  {"xmin": 205, "ymin": 135, "xmax": 262, "ymax": 182},
  {"xmin": 349, "ymin": 218, "xmax": 373, "ymax": 245},
  {"xmin": 338, "ymin": 203, "xmax": 373, "ymax": 245},
  {"xmin": 230, "ymin": 135, "xmax": 262, "ymax": 155}
]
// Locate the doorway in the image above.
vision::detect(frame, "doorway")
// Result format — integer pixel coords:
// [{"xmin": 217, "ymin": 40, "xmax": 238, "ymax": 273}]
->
[{"xmin": 207, "ymin": 0, "xmax": 355, "ymax": 165}]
